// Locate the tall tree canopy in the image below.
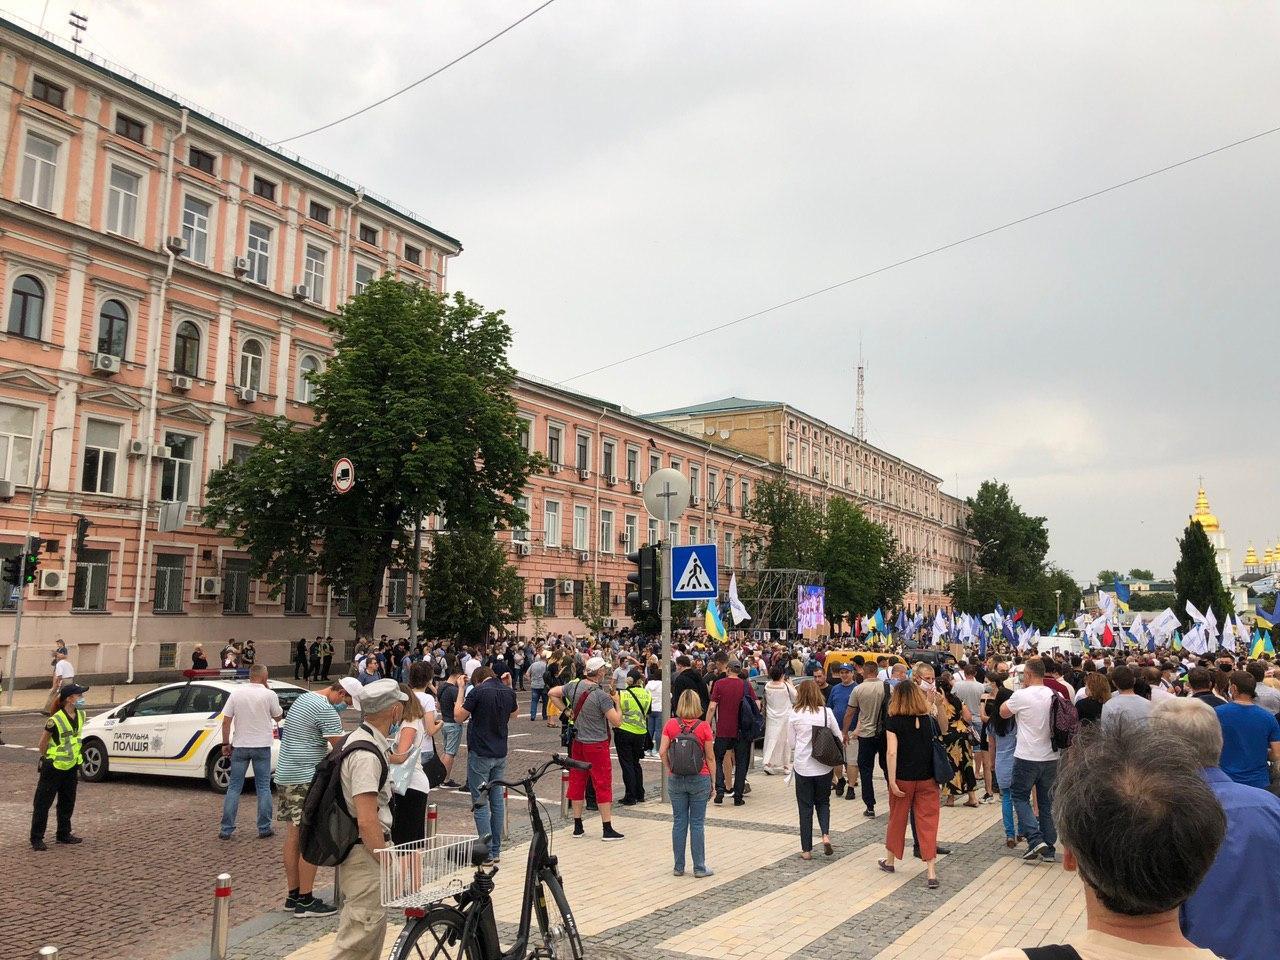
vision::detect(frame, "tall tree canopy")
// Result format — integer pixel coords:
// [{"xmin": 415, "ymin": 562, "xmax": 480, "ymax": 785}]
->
[
  {"xmin": 741, "ymin": 476, "xmax": 824, "ymax": 569},
  {"xmin": 205, "ymin": 278, "xmax": 540, "ymax": 637},
  {"xmin": 1174, "ymin": 522, "xmax": 1233, "ymax": 624},
  {"xmin": 419, "ymin": 531, "xmax": 526, "ymax": 645}
]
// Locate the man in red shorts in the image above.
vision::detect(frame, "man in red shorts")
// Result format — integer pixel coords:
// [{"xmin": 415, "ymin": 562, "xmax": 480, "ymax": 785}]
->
[{"xmin": 550, "ymin": 656, "xmax": 624, "ymax": 840}]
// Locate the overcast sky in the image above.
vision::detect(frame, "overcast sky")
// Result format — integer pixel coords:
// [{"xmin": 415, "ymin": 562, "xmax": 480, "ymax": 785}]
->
[{"xmin": 16, "ymin": 1, "xmax": 1279, "ymax": 583}]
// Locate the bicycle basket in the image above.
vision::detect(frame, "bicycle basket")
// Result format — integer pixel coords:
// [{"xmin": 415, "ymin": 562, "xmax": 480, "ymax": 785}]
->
[{"xmin": 378, "ymin": 834, "xmax": 477, "ymax": 908}]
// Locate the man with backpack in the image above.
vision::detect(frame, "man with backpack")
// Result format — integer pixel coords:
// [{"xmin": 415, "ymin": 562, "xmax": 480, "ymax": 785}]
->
[
  {"xmin": 328, "ymin": 679, "xmax": 406, "ymax": 960},
  {"xmin": 550, "ymin": 657, "xmax": 625, "ymax": 841},
  {"xmin": 845, "ymin": 660, "xmax": 890, "ymax": 817},
  {"xmin": 706, "ymin": 659, "xmax": 760, "ymax": 806},
  {"xmin": 999, "ymin": 656, "xmax": 1068, "ymax": 864}
]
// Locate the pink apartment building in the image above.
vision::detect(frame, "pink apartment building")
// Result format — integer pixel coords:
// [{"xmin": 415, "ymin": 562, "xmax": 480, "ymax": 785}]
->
[{"xmin": 0, "ymin": 19, "xmax": 971, "ymax": 683}]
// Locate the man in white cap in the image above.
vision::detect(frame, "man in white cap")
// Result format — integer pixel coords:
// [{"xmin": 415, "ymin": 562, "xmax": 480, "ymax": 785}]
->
[
  {"xmin": 331, "ymin": 677, "xmax": 407, "ymax": 960},
  {"xmin": 550, "ymin": 656, "xmax": 624, "ymax": 841}
]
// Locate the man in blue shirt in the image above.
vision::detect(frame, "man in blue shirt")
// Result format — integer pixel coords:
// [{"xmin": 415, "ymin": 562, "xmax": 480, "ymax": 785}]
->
[
  {"xmin": 825, "ymin": 663, "xmax": 857, "ymax": 799},
  {"xmin": 1153, "ymin": 697, "xmax": 1280, "ymax": 960},
  {"xmin": 454, "ymin": 666, "xmax": 518, "ymax": 864},
  {"xmin": 1214, "ymin": 671, "xmax": 1280, "ymax": 789}
]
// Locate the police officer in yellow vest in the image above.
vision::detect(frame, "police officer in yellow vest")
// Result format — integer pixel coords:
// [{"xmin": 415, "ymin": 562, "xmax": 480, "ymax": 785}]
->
[
  {"xmin": 30, "ymin": 682, "xmax": 88, "ymax": 850},
  {"xmin": 616, "ymin": 670, "xmax": 653, "ymax": 805}
]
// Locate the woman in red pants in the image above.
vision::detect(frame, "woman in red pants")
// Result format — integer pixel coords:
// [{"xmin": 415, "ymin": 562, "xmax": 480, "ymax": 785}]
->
[{"xmin": 879, "ymin": 678, "xmax": 942, "ymax": 888}]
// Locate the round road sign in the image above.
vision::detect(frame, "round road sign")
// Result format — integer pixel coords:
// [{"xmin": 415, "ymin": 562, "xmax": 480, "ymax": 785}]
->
[
  {"xmin": 642, "ymin": 467, "xmax": 690, "ymax": 523},
  {"xmin": 332, "ymin": 457, "xmax": 355, "ymax": 494}
]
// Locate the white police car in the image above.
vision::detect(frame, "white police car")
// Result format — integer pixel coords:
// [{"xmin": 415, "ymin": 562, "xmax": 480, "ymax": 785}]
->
[{"xmin": 79, "ymin": 670, "xmax": 306, "ymax": 793}]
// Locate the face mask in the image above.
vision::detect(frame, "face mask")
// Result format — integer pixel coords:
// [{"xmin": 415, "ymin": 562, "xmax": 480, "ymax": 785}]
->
[
  {"xmin": 389, "ymin": 721, "xmax": 402, "ymax": 737},
  {"xmin": 334, "ymin": 701, "xmax": 348, "ymax": 713},
  {"xmin": 921, "ymin": 680, "xmax": 936, "ymax": 692}
]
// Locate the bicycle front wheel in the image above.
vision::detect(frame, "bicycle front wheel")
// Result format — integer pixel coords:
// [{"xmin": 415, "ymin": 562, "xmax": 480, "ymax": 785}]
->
[
  {"xmin": 390, "ymin": 905, "xmax": 482, "ymax": 960},
  {"xmin": 535, "ymin": 871, "xmax": 584, "ymax": 960}
]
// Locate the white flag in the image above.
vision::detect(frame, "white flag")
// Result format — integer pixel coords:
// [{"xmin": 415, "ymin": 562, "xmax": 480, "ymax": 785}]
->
[
  {"xmin": 1220, "ymin": 616, "xmax": 1237, "ymax": 652},
  {"xmin": 1099, "ymin": 591, "xmax": 1116, "ymax": 616},
  {"xmin": 1185, "ymin": 600, "xmax": 1206, "ymax": 626},
  {"xmin": 1150, "ymin": 608, "xmax": 1179, "ymax": 638},
  {"xmin": 1130, "ymin": 613, "xmax": 1146, "ymax": 647},
  {"xmin": 1205, "ymin": 607, "xmax": 1219, "ymax": 647},
  {"xmin": 727, "ymin": 573, "xmax": 751, "ymax": 626}
]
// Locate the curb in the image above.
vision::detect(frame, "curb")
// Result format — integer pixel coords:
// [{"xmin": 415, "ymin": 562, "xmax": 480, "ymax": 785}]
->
[{"xmin": 167, "ymin": 881, "xmax": 336, "ymax": 960}]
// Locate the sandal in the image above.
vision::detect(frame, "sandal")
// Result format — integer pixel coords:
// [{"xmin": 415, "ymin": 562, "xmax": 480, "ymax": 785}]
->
[
  {"xmin": 800, "ymin": 852, "xmax": 813, "ymax": 861},
  {"xmin": 927, "ymin": 878, "xmax": 940, "ymax": 889},
  {"xmin": 877, "ymin": 858, "xmax": 895, "ymax": 873},
  {"xmin": 943, "ymin": 798, "xmax": 955, "ymax": 807},
  {"xmin": 964, "ymin": 801, "xmax": 980, "ymax": 808},
  {"xmin": 823, "ymin": 841, "xmax": 834, "ymax": 856}
]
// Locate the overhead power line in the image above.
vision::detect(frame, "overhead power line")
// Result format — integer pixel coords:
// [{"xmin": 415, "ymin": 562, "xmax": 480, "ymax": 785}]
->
[
  {"xmin": 273, "ymin": 0, "xmax": 560, "ymax": 146},
  {"xmin": 560, "ymin": 123, "xmax": 1280, "ymax": 385}
]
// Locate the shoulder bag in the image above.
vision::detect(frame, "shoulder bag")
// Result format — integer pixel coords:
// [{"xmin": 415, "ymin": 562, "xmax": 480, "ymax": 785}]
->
[
  {"xmin": 928, "ymin": 715, "xmax": 956, "ymax": 786},
  {"xmin": 810, "ymin": 708, "xmax": 845, "ymax": 767}
]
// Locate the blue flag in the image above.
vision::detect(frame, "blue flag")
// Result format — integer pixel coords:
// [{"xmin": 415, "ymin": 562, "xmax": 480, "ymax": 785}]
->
[
  {"xmin": 978, "ymin": 627, "xmax": 989, "ymax": 659},
  {"xmin": 874, "ymin": 608, "xmax": 887, "ymax": 635},
  {"xmin": 895, "ymin": 609, "xmax": 907, "ymax": 634}
]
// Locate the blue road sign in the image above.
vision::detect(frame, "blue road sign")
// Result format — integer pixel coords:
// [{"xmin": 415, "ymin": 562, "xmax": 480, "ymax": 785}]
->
[{"xmin": 671, "ymin": 543, "xmax": 718, "ymax": 600}]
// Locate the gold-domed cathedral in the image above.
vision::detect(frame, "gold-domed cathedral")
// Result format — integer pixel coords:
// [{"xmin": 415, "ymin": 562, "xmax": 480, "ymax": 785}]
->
[{"xmin": 1189, "ymin": 486, "xmax": 1234, "ymax": 589}]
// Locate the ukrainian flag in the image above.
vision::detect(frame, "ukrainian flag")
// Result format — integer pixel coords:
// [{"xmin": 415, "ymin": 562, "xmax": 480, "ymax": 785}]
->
[
  {"xmin": 1113, "ymin": 579, "xmax": 1131, "ymax": 614},
  {"xmin": 706, "ymin": 600, "xmax": 727, "ymax": 643},
  {"xmin": 1251, "ymin": 630, "xmax": 1275, "ymax": 659}
]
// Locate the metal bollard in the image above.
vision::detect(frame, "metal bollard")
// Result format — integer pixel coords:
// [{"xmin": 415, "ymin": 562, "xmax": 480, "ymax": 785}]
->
[
  {"xmin": 560, "ymin": 770, "xmax": 570, "ymax": 820},
  {"xmin": 426, "ymin": 802, "xmax": 438, "ymax": 839},
  {"xmin": 211, "ymin": 872, "xmax": 231, "ymax": 960},
  {"xmin": 503, "ymin": 786, "xmax": 510, "ymax": 841},
  {"xmin": 38, "ymin": 948, "xmax": 59, "ymax": 959}
]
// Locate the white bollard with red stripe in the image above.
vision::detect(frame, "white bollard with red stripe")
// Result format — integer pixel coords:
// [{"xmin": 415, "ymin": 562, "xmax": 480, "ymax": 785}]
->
[
  {"xmin": 211, "ymin": 872, "xmax": 231, "ymax": 960},
  {"xmin": 426, "ymin": 802, "xmax": 438, "ymax": 840},
  {"xmin": 560, "ymin": 769, "xmax": 570, "ymax": 819}
]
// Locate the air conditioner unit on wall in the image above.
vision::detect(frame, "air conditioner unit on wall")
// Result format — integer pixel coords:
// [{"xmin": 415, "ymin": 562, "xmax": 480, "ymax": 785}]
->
[
  {"xmin": 128, "ymin": 439, "xmax": 148, "ymax": 457},
  {"xmin": 92, "ymin": 353, "xmax": 120, "ymax": 375},
  {"xmin": 515, "ymin": 542, "xmax": 531, "ymax": 556},
  {"xmin": 630, "ymin": 481, "xmax": 642, "ymax": 493},
  {"xmin": 151, "ymin": 444, "xmax": 171, "ymax": 459},
  {"xmin": 166, "ymin": 235, "xmax": 186, "ymax": 255},
  {"xmin": 578, "ymin": 468, "xmax": 590, "ymax": 481},
  {"xmin": 233, "ymin": 256, "xmax": 250, "ymax": 277},
  {"xmin": 606, "ymin": 475, "xmax": 617, "ymax": 486},
  {"xmin": 691, "ymin": 495, "xmax": 700, "ymax": 506},
  {"xmin": 236, "ymin": 386, "xmax": 257, "ymax": 404},
  {"xmin": 197, "ymin": 576, "xmax": 221, "ymax": 596},
  {"xmin": 603, "ymin": 617, "xmax": 617, "ymax": 629},
  {"xmin": 578, "ymin": 551, "xmax": 589, "ymax": 563},
  {"xmin": 171, "ymin": 374, "xmax": 193, "ymax": 391},
  {"xmin": 559, "ymin": 580, "xmax": 574, "ymax": 595},
  {"xmin": 292, "ymin": 284, "xmax": 310, "ymax": 300},
  {"xmin": 531, "ymin": 593, "xmax": 545, "ymax": 609},
  {"xmin": 548, "ymin": 462, "xmax": 561, "ymax": 474},
  {"xmin": 0, "ymin": 479, "xmax": 14, "ymax": 500},
  {"xmin": 39, "ymin": 569, "xmax": 66, "ymax": 593}
]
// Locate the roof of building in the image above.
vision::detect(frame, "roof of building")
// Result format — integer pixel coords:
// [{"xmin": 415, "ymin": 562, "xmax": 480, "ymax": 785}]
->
[
  {"xmin": 642, "ymin": 397, "xmax": 778, "ymax": 419},
  {"xmin": 0, "ymin": 15, "xmax": 461, "ymax": 251}
]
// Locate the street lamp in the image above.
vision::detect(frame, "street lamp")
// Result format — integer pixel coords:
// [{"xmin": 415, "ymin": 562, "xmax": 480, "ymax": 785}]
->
[{"xmin": 1054, "ymin": 588, "xmax": 1062, "ymax": 621}]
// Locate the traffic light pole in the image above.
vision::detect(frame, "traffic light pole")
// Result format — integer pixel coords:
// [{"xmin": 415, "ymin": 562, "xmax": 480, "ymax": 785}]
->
[{"xmin": 4, "ymin": 429, "xmax": 44, "ymax": 707}]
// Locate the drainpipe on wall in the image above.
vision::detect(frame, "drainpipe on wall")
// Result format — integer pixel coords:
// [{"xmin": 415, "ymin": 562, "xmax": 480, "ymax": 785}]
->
[
  {"xmin": 590, "ymin": 408, "xmax": 606, "ymax": 611},
  {"xmin": 337, "ymin": 189, "xmax": 362, "ymax": 304},
  {"xmin": 126, "ymin": 108, "xmax": 187, "ymax": 683}
]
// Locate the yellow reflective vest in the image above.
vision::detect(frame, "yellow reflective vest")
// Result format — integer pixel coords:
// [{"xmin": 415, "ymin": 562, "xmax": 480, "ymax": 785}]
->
[
  {"xmin": 45, "ymin": 708, "xmax": 85, "ymax": 770},
  {"xmin": 619, "ymin": 686, "xmax": 652, "ymax": 735}
]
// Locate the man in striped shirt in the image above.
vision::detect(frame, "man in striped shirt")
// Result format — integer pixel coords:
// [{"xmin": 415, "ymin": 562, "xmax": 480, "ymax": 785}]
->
[{"xmin": 276, "ymin": 680, "xmax": 351, "ymax": 917}]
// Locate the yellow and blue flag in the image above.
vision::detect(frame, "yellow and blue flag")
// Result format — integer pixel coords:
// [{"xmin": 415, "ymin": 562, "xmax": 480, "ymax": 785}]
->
[
  {"xmin": 874, "ymin": 608, "xmax": 887, "ymax": 635},
  {"xmin": 1251, "ymin": 630, "xmax": 1275, "ymax": 659},
  {"xmin": 705, "ymin": 600, "xmax": 727, "ymax": 643},
  {"xmin": 1113, "ymin": 578, "xmax": 1131, "ymax": 613}
]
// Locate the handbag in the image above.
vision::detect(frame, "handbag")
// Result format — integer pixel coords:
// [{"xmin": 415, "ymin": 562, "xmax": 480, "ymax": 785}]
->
[
  {"xmin": 388, "ymin": 728, "xmax": 422, "ymax": 796},
  {"xmin": 560, "ymin": 683, "xmax": 592, "ymax": 749},
  {"xmin": 423, "ymin": 736, "xmax": 447, "ymax": 788},
  {"xmin": 928, "ymin": 715, "xmax": 956, "ymax": 786},
  {"xmin": 810, "ymin": 709, "xmax": 845, "ymax": 767}
]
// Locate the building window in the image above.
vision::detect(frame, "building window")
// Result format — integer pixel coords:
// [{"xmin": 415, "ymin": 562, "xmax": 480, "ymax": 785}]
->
[
  {"xmin": 599, "ymin": 510, "xmax": 614, "ymax": 554},
  {"xmin": 358, "ymin": 224, "xmax": 378, "ymax": 245},
  {"xmin": 648, "ymin": 452, "xmax": 661, "ymax": 478},
  {"xmin": 153, "ymin": 554, "xmax": 186, "ymax": 613},
  {"xmin": 514, "ymin": 495, "xmax": 530, "ymax": 541},
  {"xmin": 724, "ymin": 476, "xmax": 733, "ymax": 511},
  {"xmin": 222, "ymin": 558, "xmax": 250, "ymax": 614},
  {"xmin": 308, "ymin": 200, "xmax": 330, "ymax": 224},
  {"xmin": 740, "ymin": 478, "xmax": 750, "ymax": 509},
  {"xmin": 669, "ymin": 522, "xmax": 679, "ymax": 546},
  {"xmin": 787, "ymin": 439, "xmax": 796, "ymax": 467},
  {"xmin": 160, "ymin": 432, "xmax": 193, "ymax": 502},
  {"xmin": 106, "ymin": 166, "xmax": 140, "ymax": 237},
  {"xmin": 336, "ymin": 591, "xmax": 353, "ymax": 617},
  {"xmin": 247, "ymin": 221, "xmax": 271, "ymax": 284},
  {"xmin": 626, "ymin": 447, "xmax": 638, "ymax": 482},
  {"xmin": 724, "ymin": 531, "xmax": 735, "ymax": 569},
  {"xmin": 0, "ymin": 402, "xmax": 36, "ymax": 484},
  {"xmin": 297, "ymin": 354, "xmax": 319, "ymax": 403},
  {"xmin": 304, "ymin": 244, "xmax": 327, "ymax": 302},
  {"xmin": 173, "ymin": 320, "xmax": 201, "ymax": 377},
  {"xmin": 404, "ymin": 244, "xmax": 421, "ymax": 265},
  {"xmin": 7, "ymin": 275, "xmax": 46, "ymax": 339},
  {"xmin": 114, "ymin": 113, "xmax": 145, "ymax": 143},
  {"xmin": 624, "ymin": 515, "xmax": 637, "ymax": 551},
  {"xmin": 575, "ymin": 433, "xmax": 590, "ymax": 472},
  {"xmin": 20, "ymin": 132, "xmax": 58, "ymax": 210},
  {"xmin": 544, "ymin": 501, "xmax": 561, "ymax": 548},
  {"xmin": 516, "ymin": 417, "xmax": 532, "ymax": 453},
  {"xmin": 689, "ymin": 464, "xmax": 700, "ymax": 500},
  {"xmin": 181, "ymin": 196, "xmax": 211, "ymax": 263},
  {"xmin": 230, "ymin": 443, "xmax": 254, "ymax": 466},
  {"xmin": 72, "ymin": 548, "xmax": 110, "ymax": 612},
  {"xmin": 97, "ymin": 299, "xmax": 128, "ymax": 358},
  {"xmin": 31, "ymin": 76, "xmax": 67, "ymax": 109},
  {"xmin": 547, "ymin": 425, "xmax": 562, "ymax": 465},
  {"xmin": 573, "ymin": 505, "xmax": 589, "ymax": 551},
  {"xmin": 670, "ymin": 457, "xmax": 682, "ymax": 474},
  {"xmin": 81, "ymin": 418, "xmax": 121, "ymax": 494},
  {"xmin": 188, "ymin": 147, "xmax": 216, "ymax": 174},
  {"xmin": 386, "ymin": 570, "xmax": 407, "ymax": 616},
  {"xmin": 602, "ymin": 441, "xmax": 615, "ymax": 479},
  {"xmin": 238, "ymin": 339, "xmax": 264, "ymax": 391},
  {"xmin": 572, "ymin": 580, "xmax": 585, "ymax": 618},
  {"xmin": 284, "ymin": 573, "xmax": 309, "ymax": 614},
  {"xmin": 252, "ymin": 176, "xmax": 276, "ymax": 201},
  {"xmin": 689, "ymin": 525, "xmax": 699, "ymax": 545},
  {"xmin": 648, "ymin": 518, "xmax": 659, "ymax": 546},
  {"xmin": 707, "ymin": 470, "xmax": 718, "ymax": 505},
  {"xmin": 354, "ymin": 263, "xmax": 376, "ymax": 294},
  {"xmin": 0, "ymin": 544, "xmax": 18, "ymax": 610},
  {"xmin": 542, "ymin": 578, "xmax": 557, "ymax": 617}
]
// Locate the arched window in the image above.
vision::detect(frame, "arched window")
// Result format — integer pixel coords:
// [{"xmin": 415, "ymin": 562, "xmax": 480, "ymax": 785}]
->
[
  {"xmin": 7, "ymin": 275, "xmax": 45, "ymax": 339},
  {"xmin": 97, "ymin": 299, "xmax": 129, "ymax": 358},
  {"xmin": 297, "ymin": 354, "xmax": 319, "ymax": 403},
  {"xmin": 238, "ymin": 338, "xmax": 263, "ymax": 391},
  {"xmin": 173, "ymin": 321, "xmax": 200, "ymax": 377}
]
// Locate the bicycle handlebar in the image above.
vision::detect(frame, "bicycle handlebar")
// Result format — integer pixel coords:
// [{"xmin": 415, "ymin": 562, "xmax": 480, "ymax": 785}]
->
[{"xmin": 475, "ymin": 754, "xmax": 588, "ymax": 799}]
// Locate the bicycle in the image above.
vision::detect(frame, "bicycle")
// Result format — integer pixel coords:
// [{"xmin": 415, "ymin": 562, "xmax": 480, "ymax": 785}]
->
[{"xmin": 381, "ymin": 754, "xmax": 591, "ymax": 960}]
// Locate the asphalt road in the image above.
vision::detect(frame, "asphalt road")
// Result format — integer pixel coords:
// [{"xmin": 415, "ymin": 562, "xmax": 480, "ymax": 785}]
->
[{"xmin": 0, "ymin": 686, "xmax": 587, "ymax": 960}]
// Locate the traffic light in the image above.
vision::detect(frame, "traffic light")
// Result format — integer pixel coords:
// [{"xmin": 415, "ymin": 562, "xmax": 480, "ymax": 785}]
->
[
  {"xmin": 626, "ymin": 545, "xmax": 659, "ymax": 614},
  {"xmin": 22, "ymin": 536, "xmax": 41, "ymax": 585},
  {"xmin": 74, "ymin": 515, "xmax": 92, "ymax": 555}
]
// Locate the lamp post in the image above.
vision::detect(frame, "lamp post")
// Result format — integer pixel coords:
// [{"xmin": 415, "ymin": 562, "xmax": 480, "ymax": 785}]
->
[{"xmin": 1054, "ymin": 589, "xmax": 1062, "ymax": 622}]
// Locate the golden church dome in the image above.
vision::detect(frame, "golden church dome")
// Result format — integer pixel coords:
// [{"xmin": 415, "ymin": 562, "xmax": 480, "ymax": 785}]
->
[
  {"xmin": 1191, "ymin": 487, "xmax": 1220, "ymax": 532},
  {"xmin": 1245, "ymin": 544, "xmax": 1259, "ymax": 566}
]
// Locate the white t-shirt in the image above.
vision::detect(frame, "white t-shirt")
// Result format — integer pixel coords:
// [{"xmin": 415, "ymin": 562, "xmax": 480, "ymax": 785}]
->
[
  {"xmin": 645, "ymin": 679, "xmax": 663, "ymax": 712},
  {"xmin": 463, "ymin": 657, "xmax": 479, "ymax": 679},
  {"xmin": 1004, "ymin": 684, "xmax": 1060, "ymax": 762},
  {"xmin": 415, "ymin": 691, "xmax": 437, "ymax": 755},
  {"xmin": 393, "ymin": 718, "xmax": 431, "ymax": 795},
  {"xmin": 223, "ymin": 684, "xmax": 283, "ymax": 748},
  {"xmin": 54, "ymin": 660, "xmax": 75, "ymax": 683}
]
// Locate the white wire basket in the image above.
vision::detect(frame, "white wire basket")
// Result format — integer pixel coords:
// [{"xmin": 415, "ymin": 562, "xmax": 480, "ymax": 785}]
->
[{"xmin": 378, "ymin": 834, "xmax": 478, "ymax": 908}]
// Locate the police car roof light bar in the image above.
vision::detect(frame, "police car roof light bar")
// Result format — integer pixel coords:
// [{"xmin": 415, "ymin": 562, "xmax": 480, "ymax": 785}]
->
[{"xmin": 181, "ymin": 668, "xmax": 252, "ymax": 679}]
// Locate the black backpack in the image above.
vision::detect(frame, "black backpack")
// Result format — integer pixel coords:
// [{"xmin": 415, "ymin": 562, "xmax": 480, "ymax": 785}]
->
[
  {"xmin": 668, "ymin": 719, "xmax": 705, "ymax": 776},
  {"xmin": 737, "ymin": 682, "xmax": 765, "ymax": 740},
  {"xmin": 299, "ymin": 726, "xmax": 389, "ymax": 867}
]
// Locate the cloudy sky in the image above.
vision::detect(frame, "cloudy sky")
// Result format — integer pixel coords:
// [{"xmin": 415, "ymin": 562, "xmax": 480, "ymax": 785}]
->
[{"xmin": 15, "ymin": 1, "xmax": 1279, "ymax": 582}]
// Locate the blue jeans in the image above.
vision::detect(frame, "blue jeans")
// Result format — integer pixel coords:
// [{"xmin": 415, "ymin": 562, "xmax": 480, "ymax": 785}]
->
[
  {"xmin": 1010, "ymin": 757, "xmax": 1058, "ymax": 851},
  {"xmin": 467, "ymin": 754, "xmax": 507, "ymax": 860},
  {"xmin": 1001, "ymin": 788, "xmax": 1016, "ymax": 839},
  {"xmin": 668, "ymin": 773, "xmax": 710, "ymax": 872},
  {"xmin": 529, "ymin": 688, "xmax": 547, "ymax": 721},
  {"xmin": 219, "ymin": 746, "xmax": 273, "ymax": 837},
  {"xmin": 647, "ymin": 712, "xmax": 662, "ymax": 753}
]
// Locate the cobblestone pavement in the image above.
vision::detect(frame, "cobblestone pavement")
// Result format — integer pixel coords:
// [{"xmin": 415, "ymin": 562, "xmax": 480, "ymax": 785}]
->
[{"xmin": 224, "ymin": 750, "xmax": 1086, "ymax": 960}]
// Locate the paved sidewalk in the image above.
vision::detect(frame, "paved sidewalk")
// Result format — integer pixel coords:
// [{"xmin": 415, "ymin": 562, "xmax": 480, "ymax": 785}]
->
[
  {"xmin": 1, "ymin": 680, "xmax": 170, "ymax": 714},
  {"xmin": 230, "ymin": 766, "xmax": 1085, "ymax": 960}
]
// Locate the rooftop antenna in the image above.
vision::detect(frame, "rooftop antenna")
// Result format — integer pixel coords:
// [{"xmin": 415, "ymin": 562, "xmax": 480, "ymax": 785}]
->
[
  {"xmin": 854, "ymin": 336, "xmax": 866, "ymax": 441},
  {"xmin": 68, "ymin": 10, "xmax": 88, "ymax": 50}
]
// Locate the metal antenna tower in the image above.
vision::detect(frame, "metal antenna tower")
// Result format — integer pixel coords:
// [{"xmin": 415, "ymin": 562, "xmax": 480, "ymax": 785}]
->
[
  {"xmin": 68, "ymin": 10, "xmax": 89, "ymax": 49},
  {"xmin": 854, "ymin": 340, "xmax": 866, "ymax": 441}
]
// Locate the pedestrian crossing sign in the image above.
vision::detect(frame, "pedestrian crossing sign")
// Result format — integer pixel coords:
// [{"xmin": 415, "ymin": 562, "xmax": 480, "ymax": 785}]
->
[{"xmin": 671, "ymin": 543, "xmax": 718, "ymax": 600}]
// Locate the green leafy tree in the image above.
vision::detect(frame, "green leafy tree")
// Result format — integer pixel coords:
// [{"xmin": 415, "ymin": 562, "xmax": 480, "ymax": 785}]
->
[
  {"xmin": 966, "ymin": 480, "xmax": 1049, "ymax": 583},
  {"xmin": 741, "ymin": 476, "xmax": 824, "ymax": 569},
  {"xmin": 1128, "ymin": 591, "xmax": 1177, "ymax": 612},
  {"xmin": 814, "ymin": 499, "xmax": 912, "ymax": 625},
  {"xmin": 1128, "ymin": 568, "xmax": 1154, "ymax": 581},
  {"xmin": 579, "ymin": 580, "xmax": 608, "ymax": 634},
  {"xmin": 419, "ymin": 530, "xmax": 526, "ymax": 646},
  {"xmin": 204, "ymin": 279, "xmax": 540, "ymax": 638},
  {"xmin": 1096, "ymin": 569, "xmax": 1121, "ymax": 586},
  {"xmin": 1174, "ymin": 522, "xmax": 1232, "ymax": 624}
]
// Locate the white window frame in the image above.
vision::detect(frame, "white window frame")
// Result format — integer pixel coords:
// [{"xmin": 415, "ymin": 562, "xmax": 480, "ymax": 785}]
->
[
  {"xmin": 353, "ymin": 260, "xmax": 377, "ymax": 295},
  {"xmin": 574, "ymin": 432, "xmax": 591, "ymax": 472},
  {"xmin": 153, "ymin": 553, "xmax": 186, "ymax": 613},
  {"xmin": 246, "ymin": 221, "xmax": 272, "ymax": 285},
  {"xmin": 670, "ymin": 456, "xmax": 682, "ymax": 474},
  {"xmin": 237, "ymin": 337, "xmax": 265, "ymax": 391},
  {"xmin": 73, "ymin": 547, "xmax": 110, "ymax": 612},
  {"xmin": 647, "ymin": 518, "xmax": 660, "ymax": 546},
  {"xmin": 513, "ymin": 495, "xmax": 530, "ymax": 541},
  {"xmin": 304, "ymin": 243, "xmax": 328, "ymax": 304},
  {"xmin": 516, "ymin": 414, "xmax": 533, "ymax": 453},
  {"xmin": 296, "ymin": 353, "xmax": 320, "ymax": 403},
  {"xmin": 19, "ymin": 129, "xmax": 60, "ymax": 211},
  {"xmin": 573, "ymin": 505, "xmax": 589, "ymax": 551},
  {"xmin": 668, "ymin": 522, "xmax": 679, "ymax": 546},
  {"xmin": 181, "ymin": 194, "xmax": 212, "ymax": 264},
  {"xmin": 648, "ymin": 452, "xmax": 661, "ymax": 478},
  {"xmin": 601, "ymin": 439, "xmax": 616, "ymax": 479},
  {"xmin": 160, "ymin": 430, "xmax": 197, "ymax": 503},
  {"xmin": 624, "ymin": 514, "xmax": 638, "ymax": 552},
  {"xmin": 0, "ymin": 401, "xmax": 38, "ymax": 485},
  {"xmin": 80, "ymin": 416, "xmax": 123, "ymax": 495},
  {"xmin": 625, "ymin": 446, "xmax": 639, "ymax": 482},
  {"xmin": 599, "ymin": 509, "xmax": 614, "ymax": 554},
  {"xmin": 105, "ymin": 163, "xmax": 142, "ymax": 239},
  {"xmin": 689, "ymin": 463, "xmax": 700, "ymax": 499},
  {"xmin": 546, "ymin": 423, "xmax": 563, "ymax": 465},
  {"xmin": 543, "ymin": 500, "xmax": 561, "ymax": 548}
]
